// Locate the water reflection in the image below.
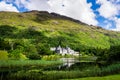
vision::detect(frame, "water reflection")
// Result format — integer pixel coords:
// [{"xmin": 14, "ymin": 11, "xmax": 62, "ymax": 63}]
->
[
  {"xmin": 59, "ymin": 58, "xmax": 79, "ymax": 69},
  {"xmin": 56, "ymin": 57, "xmax": 100, "ymax": 70}
]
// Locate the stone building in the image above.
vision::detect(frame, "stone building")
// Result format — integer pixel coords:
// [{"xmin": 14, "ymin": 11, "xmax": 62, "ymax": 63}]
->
[{"xmin": 50, "ymin": 45, "xmax": 79, "ymax": 55}]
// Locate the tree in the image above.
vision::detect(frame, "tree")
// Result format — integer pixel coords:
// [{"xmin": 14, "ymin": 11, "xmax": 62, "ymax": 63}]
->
[
  {"xmin": 107, "ymin": 45, "xmax": 120, "ymax": 62},
  {"xmin": 36, "ymin": 43, "xmax": 52, "ymax": 55},
  {"xmin": 0, "ymin": 38, "xmax": 10, "ymax": 50}
]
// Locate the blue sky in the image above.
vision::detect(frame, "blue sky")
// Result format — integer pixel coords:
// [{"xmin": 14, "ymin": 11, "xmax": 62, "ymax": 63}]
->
[{"xmin": 0, "ymin": 0, "xmax": 120, "ymax": 31}]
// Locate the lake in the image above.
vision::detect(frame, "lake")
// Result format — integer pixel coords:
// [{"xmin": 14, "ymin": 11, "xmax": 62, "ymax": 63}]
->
[{"xmin": 0, "ymin": 57, "xmax": 106, "ymax": 80}]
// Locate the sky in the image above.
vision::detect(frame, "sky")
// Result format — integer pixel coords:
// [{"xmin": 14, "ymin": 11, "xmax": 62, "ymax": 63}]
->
[{"xmin": 0, "ymin": 0, "xmax": 120, "ymax": 31}]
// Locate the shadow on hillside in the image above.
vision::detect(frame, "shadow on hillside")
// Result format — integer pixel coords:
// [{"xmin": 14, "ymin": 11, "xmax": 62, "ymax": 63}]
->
[
  {"xmin": 34, "ymin": 11, "xmax": 52, "ymax": 24},
  {"xmin": 33, "ymin": 11, "xmax": 87, "ymax": 25},
  {"xmin": 0, "ymin": 25, "xmax": 17, "ymax": 38},
  {"xmin": 16, "ymin": 28, "xmax": 46, "ymax": 39},
  {"xmin": 0, "ymin": 25, "xmax": 47, "ymax": 40}
]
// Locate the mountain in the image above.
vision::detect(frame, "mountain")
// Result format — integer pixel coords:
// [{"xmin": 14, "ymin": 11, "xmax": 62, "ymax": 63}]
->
[{"xmin": 0, "ymin": 10, "xmax": 120, "ymax": 52}]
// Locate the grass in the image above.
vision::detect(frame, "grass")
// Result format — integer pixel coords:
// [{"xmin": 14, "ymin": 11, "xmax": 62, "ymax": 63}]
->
[
  {"xmin": 0, "ymin": 60, "xmax": 62, "ymax": 69},
  {"xmin": 44, "ymin": 71, "xmax": 86, "ymax": 80},
  {"xmin": 63, "ymin": 74, "xmax": 120, "ymax": 80}
]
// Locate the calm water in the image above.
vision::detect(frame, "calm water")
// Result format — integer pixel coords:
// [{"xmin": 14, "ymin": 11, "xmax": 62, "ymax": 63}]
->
[
  {"xmin": 44, "ymin": 57, "xmax": 103, "ymax": 71},
  {"xmin": 0, "ymin": 57, "xmax": 104, "ymax": 79}
]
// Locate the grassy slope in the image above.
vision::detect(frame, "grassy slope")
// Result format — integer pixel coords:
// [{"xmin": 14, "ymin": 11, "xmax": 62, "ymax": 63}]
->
[
  {"xmin": 0, "ymin": 11, "xmax": 120, "ymax": 50},
  {"xmin": 64, "ymin": 74, "xmax": 120, "ymax": 80}
]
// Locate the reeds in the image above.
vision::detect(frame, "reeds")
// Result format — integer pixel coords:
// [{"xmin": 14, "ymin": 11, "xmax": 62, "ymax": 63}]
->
[{"xmin": 0, "ymin": 60, "xmax": 62, "ymax": 69}]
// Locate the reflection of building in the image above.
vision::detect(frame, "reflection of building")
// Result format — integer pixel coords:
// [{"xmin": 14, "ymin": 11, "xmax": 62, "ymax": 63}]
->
[{"xmin": 50, "ymin": 45, "xmax": 79, "ymax": 55}]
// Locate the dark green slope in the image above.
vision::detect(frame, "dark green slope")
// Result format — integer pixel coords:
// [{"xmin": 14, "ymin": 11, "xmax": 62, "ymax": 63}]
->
[{"xmin": 0, "ymin": 11, "xmax": 120, "ymax": 52}]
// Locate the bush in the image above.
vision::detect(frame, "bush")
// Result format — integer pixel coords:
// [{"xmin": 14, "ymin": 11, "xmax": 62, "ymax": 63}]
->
[
  {"xmin": 42, "ymin": 55, "xmax": 61, "ymax": 61},
  {"xmin": 24, "ymin": 44, "xmax": 41, "ymax": 60},
  {"xmin": 0, "ymin": 50, "xmax": 8, "ymax": 60},
  {"xmin": 9, "ymin": 49, "xmax": 27, "ymax": 60},
  {"xmin": 19, "ymin": 53, "xmax": 28, "ymax": 60},
  {"xmin": 28, "ymin": 53, "xmax": 41, "ymax": 60},
  {"xmin": 9, "ymin": 49, "xmax": 21, "ymax": 59}
]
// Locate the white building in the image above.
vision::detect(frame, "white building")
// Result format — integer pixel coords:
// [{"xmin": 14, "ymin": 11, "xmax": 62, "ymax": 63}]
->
[{"xmin": 50, "ymin": 45, "xmax": 79, "ymax": 55}]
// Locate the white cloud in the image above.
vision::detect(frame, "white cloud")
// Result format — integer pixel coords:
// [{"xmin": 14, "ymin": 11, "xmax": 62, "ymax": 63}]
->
[
  {"xmin": 116, "ymin": 19, "xmax": 120, "ymax": 31},
  {"xmin": 14, "ymin": 0, "xmax": 27, "ymax": 8},
  {"xmin": 24, "ymin": 0, "xmax": 50, "ymax": 11},
  {"xmin": 48, "ymin": 0, "xmax": 98, "ymax": 25},
  {"xmin": 113, "ymin": 18, "xmax": 120, "ymax": 31},
  {"xmin": 4, "ymin": 0, "xmax": 14, "ymax": 3},
  {"xmin": 110, "ymin": 0, "xmax": 120, "ymax": 3},
  {"xmin": 104, "ymin": 20, "xmax": 112, "ymax": 29},
  {"xmin": 97, "ymin": 0, "xmax": 120, "ymax": 31},
  {"xmin": 97, "ymin": 0, "xmax": 118, "ymax": 18},
  {"xmin": 0, "ymin": 1, "xmax": 19, "ymax": 12}
]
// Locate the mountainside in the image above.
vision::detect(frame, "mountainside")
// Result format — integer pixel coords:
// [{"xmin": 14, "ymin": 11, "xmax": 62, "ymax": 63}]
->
[{"xmin": 0, "ymin": 11, "xmax": 120, "ymax": 52}]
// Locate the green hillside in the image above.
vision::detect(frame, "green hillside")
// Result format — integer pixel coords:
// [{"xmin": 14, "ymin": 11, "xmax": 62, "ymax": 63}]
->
[{"xmin": 0, "ymin": 11, "xmax": 120, "ymax": 58}]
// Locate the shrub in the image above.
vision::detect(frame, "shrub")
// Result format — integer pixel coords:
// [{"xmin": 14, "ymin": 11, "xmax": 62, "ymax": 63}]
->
[
  {"xmin": 42, "ymin": 55, "xmax": 61, "ymax": 61},
  {"xmin": 0, "ymin": 50, "xmax": 8, "ymax": 60},
  {"xmin": 19, "ymin": 53, "xmax": 28, "ymax": 60},
  {"xmin": 9, "ymin": 49, "xmax": 27, "ymax": 60},
  {"xmin": 28, "ymin": 53, "xmax": 41, "ymax": 60},
  {"xmin": 9, "ymin": 49, "xmax": 21, "ymax": 59}
]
